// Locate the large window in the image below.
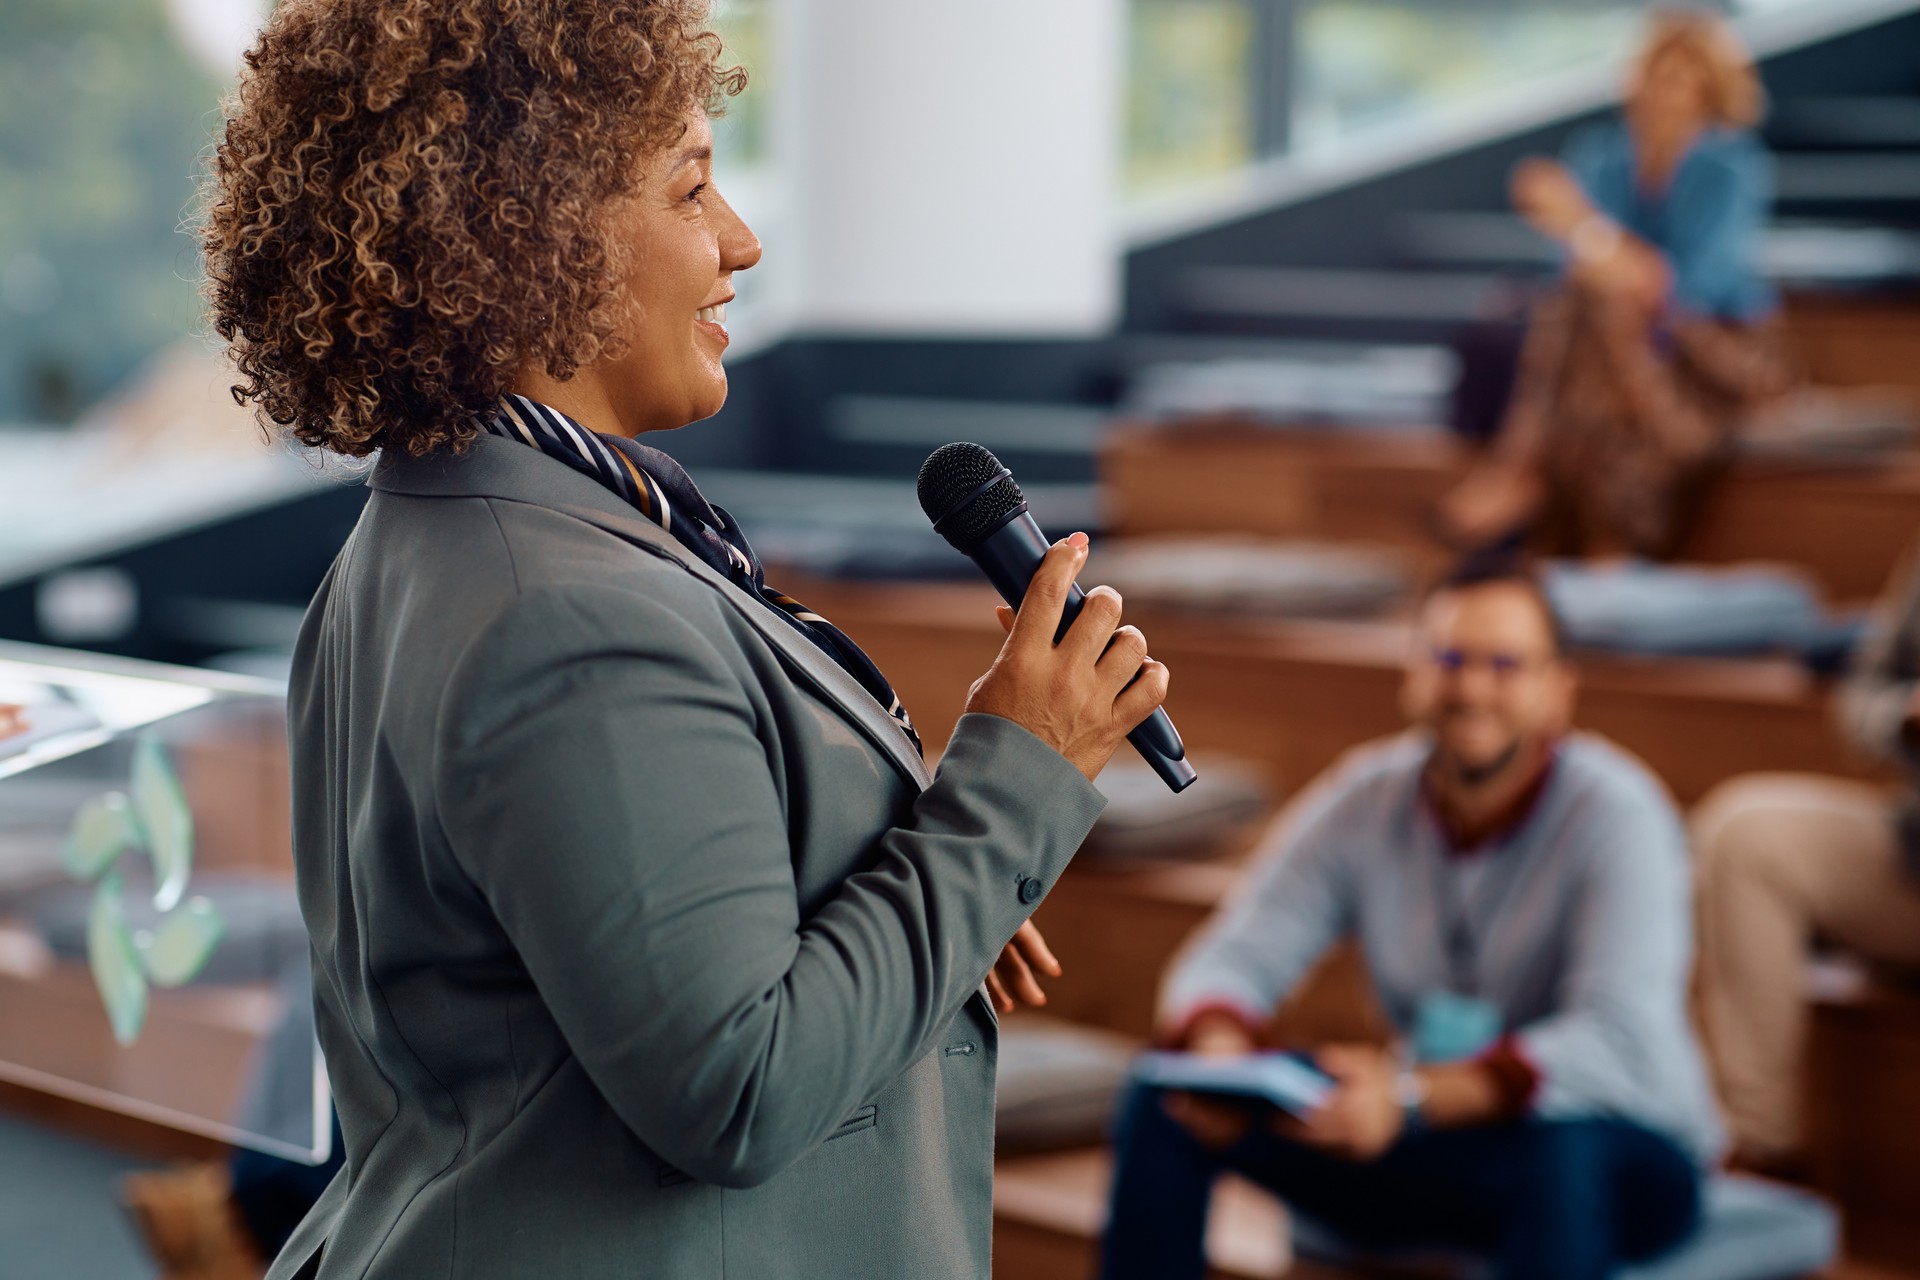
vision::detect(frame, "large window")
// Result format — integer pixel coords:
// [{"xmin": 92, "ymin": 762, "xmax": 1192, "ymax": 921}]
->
[
  {"xmin": 1292, "ymin": 1, "xmax": 1646, "ymax": 151},
  {"xmin": 0, "ymin": 0, "xmax": 232, "ymax": 425},
  {"xmin": 1126, "ymin": 0, "xmax": 1261, "ymax": 193},
  {"xmin": 1121, "ymin": 0, "xmax": 1808, "ymax": 198},
  {"xmin": 711, "ymin": 0, "xmax": 773, "ymax": 173}
]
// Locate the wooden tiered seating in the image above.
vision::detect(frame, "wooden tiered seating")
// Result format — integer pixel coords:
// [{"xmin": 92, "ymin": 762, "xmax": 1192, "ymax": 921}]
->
[
  {"xmin": 1099, "ymin": 424, "xmax": 1920, "ymax": 602},
  {"xmin": 778, "ymin": 573, "xmax": 1892, "ymax": 806},
  {"xmin": 996, "ymin": 1147, "xmax": 1351, "ymax": 1280},
  {"xmin": 1003, "ymin": 841, "xmax": 1920, "ymax": 1277},
  {"xmin": 1785, "ymin": 297, "xmax": 1920, "ymax": 394},
  {"xmin": 1808, "ymin": 979, "xmax": 1920, "ymax": 1269}
]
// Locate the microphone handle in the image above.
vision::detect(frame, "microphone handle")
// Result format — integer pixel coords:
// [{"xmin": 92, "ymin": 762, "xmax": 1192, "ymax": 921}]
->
[{"xmin": 971, "ymin": 510, "xmax": 1198, "ymax": 793}]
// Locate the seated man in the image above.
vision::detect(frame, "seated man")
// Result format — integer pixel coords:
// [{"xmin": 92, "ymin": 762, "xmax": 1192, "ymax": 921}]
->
[
  {"xmin": 1101, "ymin": 560, "xmax": 1722, "ymax": 1280},
  {"xmin": 1694, "ymin": 534, "xmax": 1920, "ymax": 1173}
]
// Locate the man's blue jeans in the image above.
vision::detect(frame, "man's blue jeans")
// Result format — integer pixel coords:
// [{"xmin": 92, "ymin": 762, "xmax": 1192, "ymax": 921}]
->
[{"xmin": 1100, "ymin": 1083, "xmax": 1701, "ymax": 1280}]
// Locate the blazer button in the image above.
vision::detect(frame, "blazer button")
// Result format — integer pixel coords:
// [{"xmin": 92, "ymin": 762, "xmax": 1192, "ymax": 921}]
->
[{"xmin": 1018, "ymin": 876, "xmax": 1044, "ymax": 905}]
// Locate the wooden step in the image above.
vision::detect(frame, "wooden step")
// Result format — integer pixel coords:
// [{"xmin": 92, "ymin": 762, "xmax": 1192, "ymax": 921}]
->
[
  {"xmin": 778, "ymin": 573, "xmax": 1893, "ymax": 808},
  {"xmin": 1808, "ymin": 978, "xmax": 1920, "ymax": 1271},
  {"xmin": 1784, "ymin": 296, "xmax": 1920, "ymax": 394},
  {"xmin": 1099, "ymin": 423, "xmax": 1920, "ymax": 602},
  {"xmin": 995, "ymin": 1147, "xmax": 1353, "ymax": 1280}
]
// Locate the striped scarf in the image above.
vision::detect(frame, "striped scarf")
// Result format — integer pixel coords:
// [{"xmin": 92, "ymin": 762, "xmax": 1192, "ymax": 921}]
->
[{"xmin": 486, "ymin": 394, "xmax": 920, "ymax": 753}]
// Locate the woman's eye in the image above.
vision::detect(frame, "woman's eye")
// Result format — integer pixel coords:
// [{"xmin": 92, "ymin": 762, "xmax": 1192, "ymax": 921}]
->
[{"xmin": 685, "ymin": 182, "xmax": 708, "ymax": 204}]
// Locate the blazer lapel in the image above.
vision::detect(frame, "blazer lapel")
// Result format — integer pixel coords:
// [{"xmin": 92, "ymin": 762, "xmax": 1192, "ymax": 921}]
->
[
  {"xmin": 555, "ymin": 499, "xmax": 934, "ymax": 790},
  {"xmin": 374, "ymin": 437, "xmax": 933, "ymax": 788}
]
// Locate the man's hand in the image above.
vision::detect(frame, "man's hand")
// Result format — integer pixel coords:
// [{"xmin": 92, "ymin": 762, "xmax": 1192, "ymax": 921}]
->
[
  {"xmin": 1183, "ymin": 1009, "xmax": 1259, "ymax": 1058},
  {"xmin": 986, "ymin": 921, "xmax": 1061, "ymax": 1014},
  {"xmin": 1163, "ymin": 1091, "xmax": 1257, "ymax": 1152},
  {"xmin": 1294, "ymin": 1043, "xmax": 1405, "ymax": 1163},
  {"xmin": 1160, "ymin": 1009, "xmax": 1262, "ymax": 1148}
]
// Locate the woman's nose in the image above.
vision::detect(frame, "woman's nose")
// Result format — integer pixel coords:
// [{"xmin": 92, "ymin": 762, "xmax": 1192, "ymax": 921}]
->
[{"xmin": 719, "ymin": 202, "xmax": 762, "ymax": 274}]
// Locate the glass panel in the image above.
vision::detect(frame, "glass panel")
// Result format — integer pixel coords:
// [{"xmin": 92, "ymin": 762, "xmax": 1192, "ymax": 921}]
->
[
  {"xmin": 1291, "ymin": 1, "xmax": 1647, "ymax": 154},
  {"xmin": 1127, "ymin": 0, "xmax": 1260, "ymax": 194},
  {"xmin": 0, "ymin": 644, "xmax": 329, "ymax": 1164}
]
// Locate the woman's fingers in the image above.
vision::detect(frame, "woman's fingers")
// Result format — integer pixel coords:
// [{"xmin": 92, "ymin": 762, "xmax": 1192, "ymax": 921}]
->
[
  {"xmin": 1111, "ymin": 658, "xmax": 1171, "ymax": 730},
  {"xmin": 1012, "ymin": 920, "xmax": 1061, "ymax": 977},
  {"xmin": 994, "ymin": 604, "xmax": 1014, "ymax": 635},
  {"xmin": 985, "ymin": 969, "xmax": 1013, "ymax": 1014},
  {"xmin": 961, "ymin": 528, "xmax": 1175, "ymax": 781},
  {"xmin": 1092, "ymin": 624, "xmax": 1151, "ymax": 697},
  {"xmin": 1005, "ymin": 534, "xmax": 1088, "ymax": 656},
  {"xmin": 1061, "ymin": 584, "xmax": 1124, "ymax": 666},
  {"xmin": 996, "ymin": 941, "xmax": 1047, "ymax": 1007}
]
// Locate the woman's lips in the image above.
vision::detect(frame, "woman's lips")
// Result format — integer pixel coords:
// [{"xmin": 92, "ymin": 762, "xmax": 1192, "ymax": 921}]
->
[{"xmin": 695, "ymin": 301, "xmax": 729, "ymax": 344}]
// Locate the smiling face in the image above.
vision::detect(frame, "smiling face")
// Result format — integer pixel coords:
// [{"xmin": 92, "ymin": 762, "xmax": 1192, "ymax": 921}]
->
[
  {"xmin": 1630, "ymin": 44, "xmax": 1713, "ymax": 144},
  {"xmin": 591, "ymin": 109, "xmax": 762, "ymax": 435},
  {"xmin": 1401, "ymin": 582, "xmax": 1576, "ymax": 783}
]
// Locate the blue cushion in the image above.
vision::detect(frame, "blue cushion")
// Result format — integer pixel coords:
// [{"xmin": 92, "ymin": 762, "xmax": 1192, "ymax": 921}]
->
[
  {"xmin": 1289, "ymin": 1175, "xmax": 1837, "ymax": 1280},
  {"xmin": 1623, "ymin": 1176, "xmax": 1836, "ymax": 1280}
]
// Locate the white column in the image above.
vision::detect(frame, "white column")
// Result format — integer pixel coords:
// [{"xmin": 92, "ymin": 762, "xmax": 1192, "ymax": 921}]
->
[{"xmin": 763, "ymin": 0, "xmax": 1123, "ymax": 337}]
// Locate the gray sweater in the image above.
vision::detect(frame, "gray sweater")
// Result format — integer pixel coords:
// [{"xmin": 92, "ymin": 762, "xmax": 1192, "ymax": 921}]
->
[{"xmin": 1161, "ymin": 731, "xmax": 1724, "ymax": 1161}]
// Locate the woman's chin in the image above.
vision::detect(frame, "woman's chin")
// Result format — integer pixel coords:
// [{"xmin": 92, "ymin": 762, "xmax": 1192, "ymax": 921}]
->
[{"xmin": 688, "ymin": 376, "xmax": 728, "ymax": 424}]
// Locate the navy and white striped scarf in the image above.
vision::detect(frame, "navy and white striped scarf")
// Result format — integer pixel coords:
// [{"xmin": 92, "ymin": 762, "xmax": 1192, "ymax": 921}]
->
[{"xmin": 486, "ymin": 394, "xmax": 921, "ymax": 753}]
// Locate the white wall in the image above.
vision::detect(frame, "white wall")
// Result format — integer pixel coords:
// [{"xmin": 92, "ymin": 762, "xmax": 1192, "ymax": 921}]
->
[{"xmin": 759, "ymin": 0, "xmax": 1123, "ymax": 337}]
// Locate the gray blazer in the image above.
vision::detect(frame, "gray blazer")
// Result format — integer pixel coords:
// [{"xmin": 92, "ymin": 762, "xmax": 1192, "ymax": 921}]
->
[{"xmin": 270, "ymin": 433, "xmax": 1106, "ymax": 1279}]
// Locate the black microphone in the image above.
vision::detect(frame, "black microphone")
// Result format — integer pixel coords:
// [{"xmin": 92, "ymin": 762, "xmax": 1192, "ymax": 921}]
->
[{"xmin": 917, "ymin": 442, "xmax": 1197, "ymax": 793}]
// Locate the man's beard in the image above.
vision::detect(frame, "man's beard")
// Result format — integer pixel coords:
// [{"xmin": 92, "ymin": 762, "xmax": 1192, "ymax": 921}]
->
[{"xmin": 1439, "ymin": 735, "xmax": 1525, "ymax": 789}]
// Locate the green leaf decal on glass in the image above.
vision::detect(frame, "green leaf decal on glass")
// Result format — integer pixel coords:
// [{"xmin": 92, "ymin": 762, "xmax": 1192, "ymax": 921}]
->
[
  {"xmin": 61, "ymin": 791, "xmax": 133, "ymax": 880},
  {"xmin": 64, "ymin": 734, "xmax": 226, "ymax": 1043},
  {"xmin": 130, "ymin": 734, "xmax": 194, "ymax": 912},
  {"xmin": 137, "ymin": 897, "xmax": 225, "ymax": 988},
  {"xmin": 87, "ymin": 871, "xmax": 149, "ymax": 1046}
]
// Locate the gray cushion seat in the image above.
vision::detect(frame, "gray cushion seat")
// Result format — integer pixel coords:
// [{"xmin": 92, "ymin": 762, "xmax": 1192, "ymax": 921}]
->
[
  {"xmin": 994, "ymin": 1017, "xmax": 1140, "ymax": 1155},
  {"xmin": 1288, "ymin": 1174, "xmax": 1838, "ymax": 1280}
]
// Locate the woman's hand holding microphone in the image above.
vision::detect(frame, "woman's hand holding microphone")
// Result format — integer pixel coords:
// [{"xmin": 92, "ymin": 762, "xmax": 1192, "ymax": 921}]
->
[{"xmin": 963, "ymin": 532, "xmax": 1171, "ymax": 782}]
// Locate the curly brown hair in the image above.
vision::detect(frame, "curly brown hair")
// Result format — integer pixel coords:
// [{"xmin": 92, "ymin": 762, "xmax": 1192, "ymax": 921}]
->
[{"xmin": 202, "ymin": 0, "xmax": 743, "ymax": 456}]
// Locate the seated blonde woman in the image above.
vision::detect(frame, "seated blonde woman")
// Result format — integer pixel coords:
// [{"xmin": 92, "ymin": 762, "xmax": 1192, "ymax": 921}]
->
[{"xmin": 1444, "ymin": 12, "xmax": 1795, "ymax": 560}]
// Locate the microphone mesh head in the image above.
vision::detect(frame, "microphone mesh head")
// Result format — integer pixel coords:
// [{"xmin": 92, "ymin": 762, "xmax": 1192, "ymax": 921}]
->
[{"xmin": 917, "ymin": 442, "xmax": 1026, "ymax": 552}]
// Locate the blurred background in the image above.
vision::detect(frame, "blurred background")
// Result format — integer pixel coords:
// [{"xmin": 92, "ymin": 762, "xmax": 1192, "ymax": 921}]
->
[{"xmin": 3, "ymin": 0, "xmax": 1920, "ymax": 1276}]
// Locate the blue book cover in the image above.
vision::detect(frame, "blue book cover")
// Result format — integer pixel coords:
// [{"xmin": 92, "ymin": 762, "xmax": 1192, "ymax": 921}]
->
[{"xmin": 1130, "ymin": 1051, "xmax": 1334, "ymax": 1118}]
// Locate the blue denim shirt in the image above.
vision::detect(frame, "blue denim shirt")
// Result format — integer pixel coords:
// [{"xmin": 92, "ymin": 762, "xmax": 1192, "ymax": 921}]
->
[{"xmin": 1564, "ymin": 120, "xmax": 1776, "ymax": 321}]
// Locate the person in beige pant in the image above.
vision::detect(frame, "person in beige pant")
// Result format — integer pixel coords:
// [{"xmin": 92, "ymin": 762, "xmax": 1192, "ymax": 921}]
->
[{"xmin": 1694, "ymin": 538, "xmax": 1920, "ymax": 1165}]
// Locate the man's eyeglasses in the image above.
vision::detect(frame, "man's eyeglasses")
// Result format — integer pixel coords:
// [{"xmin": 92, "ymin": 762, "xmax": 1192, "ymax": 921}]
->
[{"xmin": 1428, "ymin": 647, "xmax": 1549, "ymax": 677}]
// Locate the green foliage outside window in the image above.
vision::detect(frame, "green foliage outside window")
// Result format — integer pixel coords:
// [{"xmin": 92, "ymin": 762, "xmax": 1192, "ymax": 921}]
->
[
  {"xmin": 1294, "ymin": 1, "xmax": 1645, "ymax": 149},
  {"xmin": 0, "ymin": 0, "xmax": 226, "ymax": 425},
  {"xmin": 711, "ymin": 0, "xmax": 772, "ymax": 172},
  {"xmin": 1126, "ymin": 0, "xmax": 1258, "ymax": 194}
]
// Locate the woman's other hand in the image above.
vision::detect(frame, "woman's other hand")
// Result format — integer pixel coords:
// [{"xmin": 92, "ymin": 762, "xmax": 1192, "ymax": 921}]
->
[
  {"xmin": 1510, "ymin": 157, "xmax": 1592, "ymax": 240},
  {"xmin": 1437, "ymin": 459, "xmax": 1543, "ymax": 548},
  {"xmin": 985, "ymin": 920, "xmax": 1061, "ymax": 1013},
  {"xmin": 964, "ymin": 532, "xmax": 1171, "ymax": 782}
]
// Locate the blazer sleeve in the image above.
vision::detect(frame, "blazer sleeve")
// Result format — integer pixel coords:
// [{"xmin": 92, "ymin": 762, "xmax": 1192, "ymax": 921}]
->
[{"xmin": 431, "ymin": 582, "xmax": 1105, "ymax": 1189}]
